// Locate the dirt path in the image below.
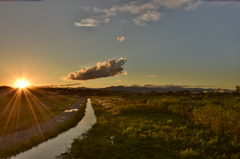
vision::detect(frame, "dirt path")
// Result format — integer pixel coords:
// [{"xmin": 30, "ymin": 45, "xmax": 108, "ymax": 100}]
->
[{"xmin": 0, "ymin": 97, "xmax": 84, "ymax": 149}]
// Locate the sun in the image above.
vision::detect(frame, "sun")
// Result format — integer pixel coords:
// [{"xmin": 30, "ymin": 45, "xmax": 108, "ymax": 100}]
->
[{"xmin": 15, "ymin": 80, "xmax": 29, "ymax": 89}]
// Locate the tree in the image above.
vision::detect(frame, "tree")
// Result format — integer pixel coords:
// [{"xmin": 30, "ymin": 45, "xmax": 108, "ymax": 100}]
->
[{"xmin": 236, "ymin": 85, "xmax": 240, "ymax": 92}]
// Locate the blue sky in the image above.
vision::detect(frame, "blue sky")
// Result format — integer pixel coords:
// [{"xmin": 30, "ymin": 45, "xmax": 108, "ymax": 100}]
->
[{"xmin": 0, "ymin": 0, "xmax": 239, "ymax": 89}]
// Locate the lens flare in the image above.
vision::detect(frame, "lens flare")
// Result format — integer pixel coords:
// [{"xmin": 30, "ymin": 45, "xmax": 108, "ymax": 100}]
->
[{"xmin": 15, "ymin": 80, "xmax": 28, "ymax": 89}]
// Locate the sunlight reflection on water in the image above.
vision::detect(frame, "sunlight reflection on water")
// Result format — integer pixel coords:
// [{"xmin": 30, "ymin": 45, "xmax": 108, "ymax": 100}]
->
[{"xmin": 64, "ymin": 109, "xmax": 79, "ymax": 112}]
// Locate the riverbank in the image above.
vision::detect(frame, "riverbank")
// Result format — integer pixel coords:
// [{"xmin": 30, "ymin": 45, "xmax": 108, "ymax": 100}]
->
[
  {"xmin": 0, "ymin": 94, "xmax": 79, "ymax": 137},
  {"xmin": 65, "ymin": 94, "xmax": 240, "ymax": 159},
  {"xmin": 0, "ymin": 97, "xmax": 88, "ymax": 159}
]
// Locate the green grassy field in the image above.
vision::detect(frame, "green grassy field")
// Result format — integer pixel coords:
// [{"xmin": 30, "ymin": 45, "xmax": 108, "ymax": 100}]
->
[
  {"xmin": 0, "ymin": 89, "xmax": 78, "ymax": 136},
  {"xmin": 66, "ymin": 93, "xmax": 240, "ymax": 159}
]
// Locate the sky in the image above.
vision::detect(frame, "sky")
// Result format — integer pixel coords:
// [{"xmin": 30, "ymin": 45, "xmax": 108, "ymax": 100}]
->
[{"xmin": 0, "ymin": 0, "xmax": 239, "ymax": 89}]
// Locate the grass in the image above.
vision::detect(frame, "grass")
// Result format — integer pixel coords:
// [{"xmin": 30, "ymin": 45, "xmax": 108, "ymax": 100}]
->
[
  {"xmin": 64, "ymin": 93, "xmax": 240, "ymax": 159},
  {"xmin": 0, "ymin": 90, "xmax": 78, "ymax": 136},
  {"xmin": 0, "ymin": 97, "xmax": 88, "ymax": 159}
]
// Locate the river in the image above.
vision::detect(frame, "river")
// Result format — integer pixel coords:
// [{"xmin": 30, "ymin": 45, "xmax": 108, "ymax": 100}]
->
[{"xmin": 10, "ymin": 98, "xmax": 96, "ymax": 159}]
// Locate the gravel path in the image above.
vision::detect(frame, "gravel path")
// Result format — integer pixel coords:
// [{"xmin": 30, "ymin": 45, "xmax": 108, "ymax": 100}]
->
[{"xmin": 0, "ymin": 97, "xmax": 84, "ymax": 149}]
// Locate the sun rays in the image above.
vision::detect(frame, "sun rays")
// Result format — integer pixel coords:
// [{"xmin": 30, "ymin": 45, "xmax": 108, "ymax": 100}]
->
[
  {"xmin": 0, "ymin": 88, "xmax": 45, "ymax": 141},
  {"xmin": 0, "ymin": 86, "xmax": 77, "ymax": 145}
]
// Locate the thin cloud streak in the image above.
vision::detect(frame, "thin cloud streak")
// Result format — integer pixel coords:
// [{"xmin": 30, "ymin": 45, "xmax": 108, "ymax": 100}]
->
[
  {"xmin": 74, "ymin": 18, "xmax": 100, "ymax": 27},
  {"xmin": 147, "ymin": 75, "xmax": 157, "ymax": 77}
]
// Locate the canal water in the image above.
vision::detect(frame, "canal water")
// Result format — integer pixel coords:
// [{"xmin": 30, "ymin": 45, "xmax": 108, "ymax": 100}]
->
[{"xmin": 10, "ymin": 98, "xmax": 96, "ymax": 159}]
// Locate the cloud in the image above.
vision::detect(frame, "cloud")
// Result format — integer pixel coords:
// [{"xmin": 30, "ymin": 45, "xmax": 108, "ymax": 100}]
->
[
  {"xmin": 40, "ymin": 83, "xmax": 81, "ymax": 87},
  {"xmin": 185, "ymin": 1, "xmax": 204, "ymax": 10},
  {"xmin": 117, "ymin": 36, "xmax": 125, "ymax": 42},
  {"xmin": 62, "ymin": 58, "xmax": 127, "ymax": 81},
  {"xmin": 180, "ymin": 81, "xmax": 185, "ymax": 83},
  {"xmin": 117, "ymin": 80, "xmax": 121, "ymax": 82},
  {"xmin": 133, "ymin": 10, "xmax": 163, "ymax": 27},
  {"xmin": 153, "ymin": 0, "xmax": 202, "ymax": 10},
  {"xmin": 75, "ymin": 0, "xmax": 203, "ymax": 27},
  {"xmin": 122, "ymin": 71, "xmax": 128, "ymax": 75},
  {"xmin": 115, "ymin": 1, "xmax": 157, "ymax": 14},
  {"xmin": 59, "ymin": 83, "xmax": 81, "ymax": 86},
  {"xmin": 147, "ymin": 75, "xmax": 157, "ymax": 77},
  {"xmin": 74, "ymin": 18, "xmax": 100, "ymax": 27}
]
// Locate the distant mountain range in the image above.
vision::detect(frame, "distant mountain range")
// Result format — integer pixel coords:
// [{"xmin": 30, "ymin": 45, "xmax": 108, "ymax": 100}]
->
[{"xmin": 78, "ymin": 85, "xmax": 232, "ymax": 93}]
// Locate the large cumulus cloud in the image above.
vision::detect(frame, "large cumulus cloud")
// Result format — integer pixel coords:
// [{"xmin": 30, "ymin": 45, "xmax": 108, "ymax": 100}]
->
[{"xmin": 62, "ymin": 58, "xmax": 127, "ymax": 81}]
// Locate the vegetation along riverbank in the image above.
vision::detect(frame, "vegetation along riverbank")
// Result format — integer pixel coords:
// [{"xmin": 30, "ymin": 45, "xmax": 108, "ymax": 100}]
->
[
  {"xmin": 0, "ymin": 93, "xmax": 78, "ymax": 136},
  {"xmin": 0, "ymin": 96, "xmax": 88, "ymax": 159},
  {"xmin": 64, "ymin": 92, "xmax": 240, "ymax": 159}
]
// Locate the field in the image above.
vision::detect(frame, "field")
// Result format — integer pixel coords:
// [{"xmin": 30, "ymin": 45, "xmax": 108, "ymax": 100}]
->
[
  {"xmin": 65, "ymin": 92, "xmax": 240, "ymax": 159},
  {"xmin": 0, "ymin": 88, "xmax": 78, "ymax": 136},
  {"xmin": 0, "ymin": 88, "xmax": 88, "ymax": 159}
]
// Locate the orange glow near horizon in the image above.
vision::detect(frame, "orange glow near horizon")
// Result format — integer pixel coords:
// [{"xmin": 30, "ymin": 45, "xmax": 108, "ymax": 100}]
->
[{"xmin": 15, "ymin": 80, "xmax": 29, "ymax": 89}]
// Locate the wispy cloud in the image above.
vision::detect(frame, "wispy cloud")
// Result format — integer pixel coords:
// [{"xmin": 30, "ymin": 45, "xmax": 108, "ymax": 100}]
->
[
  {"xmin": 74, "ymin": 18, "xmax": 100, "ymax": 27},
  {"xmin": 59, "ymin": 83, "xmax": 81, "ymax": 86},
  {"xmin": 122, "ymin": 71, "xmax": 128, "ymax": 75},
  {"xmin": 40, "ymin": 83, "xmax": 81, "ymax": 87},
  {"xmin": 117, "ymin": 36, "xmax": 125, "ymax": 42},
  {"xmin": 147, "ymin": 75, "xmax": 157, "ymax": 77},
  {"xmin": 185, "ymin": 1, "xmax": 204, "ymax": 10},
  {"xmin": 75, "ymin": 0, "xmax": 205, "ymax": 27},
  {"xmin": 62, "ymin": 58, "xmax": 127, "ymax": 81},
  {"xmin": 133, "ymin": 10, "xmax": 163, "ymax": 27}
]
